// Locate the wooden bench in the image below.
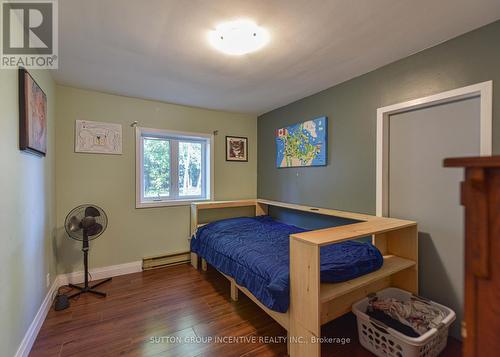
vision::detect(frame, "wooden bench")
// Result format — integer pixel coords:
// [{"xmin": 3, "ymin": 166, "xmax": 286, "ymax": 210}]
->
[{"xmin": 190, "ymin": 199, "xmax": 418, "ymax": 357}]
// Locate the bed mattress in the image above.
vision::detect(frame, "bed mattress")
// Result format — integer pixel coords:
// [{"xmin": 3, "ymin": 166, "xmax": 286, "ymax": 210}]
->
[{"xmin": 190, "ymin": 216, "xmax": 383, "ymax": 313}]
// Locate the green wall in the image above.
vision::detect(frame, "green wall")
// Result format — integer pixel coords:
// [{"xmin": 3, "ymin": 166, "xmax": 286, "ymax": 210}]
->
[
  {"xmin": 258, "ymin": 20, "xmax": 500, "ymax": 213},
  {"xmin": 0, "ymin": 69, "xmax": 56, "ymax": 357},
  {"xmin": 55, "ymin": 86, "xmax": 257, "ymax": 273}
]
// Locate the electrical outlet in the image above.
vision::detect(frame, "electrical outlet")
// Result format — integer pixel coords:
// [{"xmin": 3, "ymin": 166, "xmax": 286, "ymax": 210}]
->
[{"xmin": 46, "ymin": 273, "xmax": 50, "ymax": 288}]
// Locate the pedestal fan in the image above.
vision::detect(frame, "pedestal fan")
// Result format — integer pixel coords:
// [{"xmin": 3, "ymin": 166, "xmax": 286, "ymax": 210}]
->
[{"xmin": 64, "ymin": 204, "xmax": 111, "ymax": 299}]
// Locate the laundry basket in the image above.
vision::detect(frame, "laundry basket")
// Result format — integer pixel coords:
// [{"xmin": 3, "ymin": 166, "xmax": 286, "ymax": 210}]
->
[{"xmin": 352, "ymin": 288, "xmax": 456, "ymax": 357}]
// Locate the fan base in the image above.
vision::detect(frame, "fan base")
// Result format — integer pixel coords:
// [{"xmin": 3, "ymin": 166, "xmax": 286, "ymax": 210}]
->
[{"xmin": 68, "ymin": 277, "xmax": 112, "ymax": 299}]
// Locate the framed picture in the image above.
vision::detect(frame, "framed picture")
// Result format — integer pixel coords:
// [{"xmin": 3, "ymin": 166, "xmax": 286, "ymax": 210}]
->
[
  {"xmin": 275, "ymin": 116, "xmax": 327, "ymax": 168},
  {"xmin": 226, "ymin": 136, "xmax": 248, "ymax": 162},
  {"xmin": 19, "ymin": 68, "xmax": 47, "ymax": 156},
  {"xmin": 75, "ymin": 120, "xmax": 123, "ymax": 155}
]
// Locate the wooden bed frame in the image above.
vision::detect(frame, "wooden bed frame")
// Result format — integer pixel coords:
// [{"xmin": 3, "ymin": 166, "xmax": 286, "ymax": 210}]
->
[{"xmin": 190, "ymin": 199, "xmax": 418, "ymax": 356}]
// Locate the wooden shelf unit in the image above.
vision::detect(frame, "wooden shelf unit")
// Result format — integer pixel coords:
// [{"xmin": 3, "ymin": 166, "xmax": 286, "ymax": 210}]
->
[
  {"xmin": 190, "ymin": 199, "xmax": 418, "ymax": 357},
  {"xmin": 320, "ymin": 255, "xmax": 415, "ymax": 303}
]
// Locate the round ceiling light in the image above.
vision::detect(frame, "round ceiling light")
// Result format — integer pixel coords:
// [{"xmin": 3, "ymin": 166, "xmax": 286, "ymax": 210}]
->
[{"xmin": 208, "ymin": 19, "xmax": 270, "ymax": 55}]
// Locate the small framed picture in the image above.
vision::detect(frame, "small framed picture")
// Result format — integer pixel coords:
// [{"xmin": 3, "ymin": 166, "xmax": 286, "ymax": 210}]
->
[
  {"xmin": 226, "ymin": 136, "xmax": 248, "ymax": 162},
  {"xmin": 19, "ymin": 68, "xmax": 47, "ymax": 156}
]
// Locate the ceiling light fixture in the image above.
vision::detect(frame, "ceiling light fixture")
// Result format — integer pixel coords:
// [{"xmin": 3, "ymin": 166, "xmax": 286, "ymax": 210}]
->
[{"xmin": 208, "ymin": 19, "xmax": 270, "ymax": 56}]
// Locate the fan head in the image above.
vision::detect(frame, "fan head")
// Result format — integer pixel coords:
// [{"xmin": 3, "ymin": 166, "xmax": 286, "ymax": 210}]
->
[{"xmin": 64, "ymin": 204, "xmax": 108, "ymax": 241}]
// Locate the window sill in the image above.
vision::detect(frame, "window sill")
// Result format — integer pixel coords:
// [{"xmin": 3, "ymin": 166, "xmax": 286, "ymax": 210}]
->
[{"xmin": 136, "ymin": 198, "xmax": 211, "ymax": 209}]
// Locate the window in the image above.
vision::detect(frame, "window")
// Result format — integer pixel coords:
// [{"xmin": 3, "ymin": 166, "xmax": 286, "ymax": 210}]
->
[{"xmin": 136, "ymin": 127, "xmax": 213, "ymax": 207}]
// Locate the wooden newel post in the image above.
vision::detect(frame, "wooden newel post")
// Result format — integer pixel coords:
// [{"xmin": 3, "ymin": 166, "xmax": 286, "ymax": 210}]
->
[{"xmin": 444, "ymin": 156, "xmax": 500, "ymax": 357}]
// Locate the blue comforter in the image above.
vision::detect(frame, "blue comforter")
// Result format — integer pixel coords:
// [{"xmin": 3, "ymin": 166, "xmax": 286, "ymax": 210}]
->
[{"xmin": 191, "ymin": 216, "xmax": 383, "ymax": 313}]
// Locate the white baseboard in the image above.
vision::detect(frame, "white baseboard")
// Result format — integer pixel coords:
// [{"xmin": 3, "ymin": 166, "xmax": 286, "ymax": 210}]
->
[
  {"xmin": 14, "ymin": 277, "xmax": 59, "ymax": 357},
  {"xmin": 15, "ymin": 260, "xmax": 143, "ymax": 357},
  {"xmin": 57, "ymin": 260, "xmax": 143, "ymax": 286}
]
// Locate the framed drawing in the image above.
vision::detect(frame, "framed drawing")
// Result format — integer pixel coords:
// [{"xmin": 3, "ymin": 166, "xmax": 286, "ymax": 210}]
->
[
  {"xmin": 19, "ymin": 68, "xmax": 47, "ymax": 156},
  {"xmin": 75, "ymin": 120, "xmax": 123, "ymax": 154},
  {"xmin": 226, "ymin": 136, "xmax": 248, "ymax": 162},
  {"xmin": 275, "ymin": 116, "xmax": 327, "ymax": 168}
]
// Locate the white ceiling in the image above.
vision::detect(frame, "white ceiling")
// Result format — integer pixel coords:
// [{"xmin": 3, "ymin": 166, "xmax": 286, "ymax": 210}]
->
[{"xmin": 53, "ymin": 0, "xmax": 500, "ymax": 115}]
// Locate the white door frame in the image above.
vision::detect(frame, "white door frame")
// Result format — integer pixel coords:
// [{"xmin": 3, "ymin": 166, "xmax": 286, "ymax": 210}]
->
[{"xmin": 376, "ymin": 81, "xmax": 493, "ymax": 216}]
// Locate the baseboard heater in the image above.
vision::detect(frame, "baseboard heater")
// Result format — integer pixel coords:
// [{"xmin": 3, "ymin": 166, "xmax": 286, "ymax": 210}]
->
[{"xmin": 142, "ymin": 251, "xmax": 191, "ymax": 270}]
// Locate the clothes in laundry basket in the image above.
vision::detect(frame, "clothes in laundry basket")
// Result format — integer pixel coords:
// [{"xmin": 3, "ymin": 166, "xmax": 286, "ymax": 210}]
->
[
  {"xmin": 368, "ymin": 297, "xmax": 446, "ymax": 335},
  {"xmin": 366, "ymin": 308, "xmax": 420, "ymax": 337}
]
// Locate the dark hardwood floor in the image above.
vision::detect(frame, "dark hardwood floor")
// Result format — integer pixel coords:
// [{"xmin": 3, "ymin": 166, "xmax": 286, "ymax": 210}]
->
[{"xmin": 31, "ymin": 264, "xmax": 462, "ymax": 356}]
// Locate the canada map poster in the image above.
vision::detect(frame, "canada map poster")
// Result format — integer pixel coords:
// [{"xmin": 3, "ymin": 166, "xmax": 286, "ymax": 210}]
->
[{"xmin": 275, "ymin": 116, "xmax": 327, "ymax": 168}]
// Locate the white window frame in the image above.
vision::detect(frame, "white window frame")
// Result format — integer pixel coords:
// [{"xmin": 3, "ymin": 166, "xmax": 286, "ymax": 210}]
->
[{"xmin": 136, "ymin": 127, "xmax": 214, "ymax": 208}]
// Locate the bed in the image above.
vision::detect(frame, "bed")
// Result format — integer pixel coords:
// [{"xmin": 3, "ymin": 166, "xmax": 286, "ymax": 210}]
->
[
  {"xmin": 191, "ymin": 215, "xmax": 384, "ymax": 313},
  {"xmin": 190, "ymin": 199, "xmax": 418, "ymax": 357}
]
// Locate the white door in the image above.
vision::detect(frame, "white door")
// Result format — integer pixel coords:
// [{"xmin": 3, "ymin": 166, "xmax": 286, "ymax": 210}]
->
[{"xmin": 388, "ymin": 96, "xmax": 480, "ymax": 339}]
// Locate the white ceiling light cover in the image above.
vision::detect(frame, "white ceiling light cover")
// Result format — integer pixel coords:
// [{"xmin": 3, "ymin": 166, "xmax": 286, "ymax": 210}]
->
[{"xmin": 208, "ymin": 19, "xmax": 270, "ymax": 55}]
